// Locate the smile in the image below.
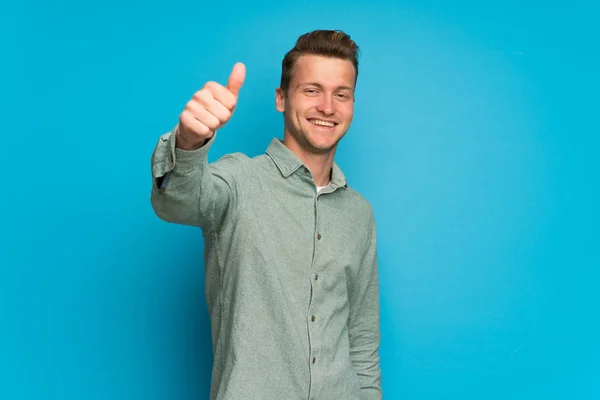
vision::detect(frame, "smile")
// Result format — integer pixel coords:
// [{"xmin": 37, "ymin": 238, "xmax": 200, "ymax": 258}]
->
[{"xmin": 308, "ymin": 119, "xmax": 337, "ymax": 128}]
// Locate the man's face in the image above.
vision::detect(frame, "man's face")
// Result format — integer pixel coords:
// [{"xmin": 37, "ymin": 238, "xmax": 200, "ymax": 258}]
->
[{"xmin": 276, "ymin": 54, "xmax": 356, "ymax": 155}]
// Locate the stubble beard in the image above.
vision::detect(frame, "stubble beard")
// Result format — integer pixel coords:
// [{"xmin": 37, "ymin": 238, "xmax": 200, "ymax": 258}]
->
[{"xmin": 287, "ymin": 115, "xmax": 345, "ymax": 156}]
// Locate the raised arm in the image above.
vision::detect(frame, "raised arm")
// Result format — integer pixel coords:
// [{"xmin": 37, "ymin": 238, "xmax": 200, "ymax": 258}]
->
[{"xmin": 150, "ymin": 63, "xmax": 246, "ymax": 232}]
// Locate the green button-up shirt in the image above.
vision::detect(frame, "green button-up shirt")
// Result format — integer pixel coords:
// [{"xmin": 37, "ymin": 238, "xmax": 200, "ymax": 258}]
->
[{"xmin": 150, "ymin": 127, "xmax": 382, "ymax": 400}]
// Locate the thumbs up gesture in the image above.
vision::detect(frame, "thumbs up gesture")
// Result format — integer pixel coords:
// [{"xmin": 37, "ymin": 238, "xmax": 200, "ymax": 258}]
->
[{"xmin": 176, "ymin": 62, "xmax": 246, "ymax": 150}]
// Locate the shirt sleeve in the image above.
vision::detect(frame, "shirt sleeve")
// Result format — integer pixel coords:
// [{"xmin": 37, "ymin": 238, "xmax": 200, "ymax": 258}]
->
[
  {"xmin": 348, "ymin": 212, "xmax": 383, "ymax": 399},
  {"xmin": 150, "ymin": 125, "xmax": 245, "ymax": 232}
]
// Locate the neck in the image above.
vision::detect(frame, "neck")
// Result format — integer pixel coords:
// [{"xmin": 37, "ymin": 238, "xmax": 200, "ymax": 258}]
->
[{"xmin": 283, "ymin": 134, "xmax": 336, "ymax": 187}]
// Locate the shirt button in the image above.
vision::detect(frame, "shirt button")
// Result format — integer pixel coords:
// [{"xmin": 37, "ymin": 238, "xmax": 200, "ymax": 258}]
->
[
  {"xmin": 311, "ymin": 315, "xmax": 316, "ymax": 322},
  {"xmin": 315, "ymin": 274, "xmax": 318, "ymax": 280},
  {"xmin": 312, "ymin": 357, "xmax": 316, "ymax": 364},
  {"xmin": 317, "ymin": 233, "xmax": 321, "ymax": 240}
]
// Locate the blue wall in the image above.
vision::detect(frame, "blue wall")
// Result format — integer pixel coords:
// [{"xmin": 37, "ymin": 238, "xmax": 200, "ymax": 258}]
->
[{"xmin": 2, "ymin": 1, "xmax": 599, "ymax": 399}]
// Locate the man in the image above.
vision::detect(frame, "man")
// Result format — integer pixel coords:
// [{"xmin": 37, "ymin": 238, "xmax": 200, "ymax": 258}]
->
[{"xmin": 150, "ymin": 30, "xmax": 382, "ymax": 400}]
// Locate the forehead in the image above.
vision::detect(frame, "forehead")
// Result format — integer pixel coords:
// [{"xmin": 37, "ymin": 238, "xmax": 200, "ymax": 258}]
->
[{"xmin": 291, "ymin": 54, "xmax": 356, "ymax": 89}]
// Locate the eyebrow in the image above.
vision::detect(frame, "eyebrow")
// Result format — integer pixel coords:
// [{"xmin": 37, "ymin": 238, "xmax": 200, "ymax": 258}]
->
[{"xmin": 298, "ymin": 82, "xmax": 355, "ymax": 92}]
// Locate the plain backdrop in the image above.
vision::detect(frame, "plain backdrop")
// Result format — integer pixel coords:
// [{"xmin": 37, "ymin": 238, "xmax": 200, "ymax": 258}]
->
[{"xmin": 1, "ymin": 0, "xmax": 599, "ymax": 399}]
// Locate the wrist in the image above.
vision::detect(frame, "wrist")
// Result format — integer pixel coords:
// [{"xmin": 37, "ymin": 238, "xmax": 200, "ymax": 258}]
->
[{"xmin": 175, "ymin": 127, "xmax": 210, "ymax": 151}]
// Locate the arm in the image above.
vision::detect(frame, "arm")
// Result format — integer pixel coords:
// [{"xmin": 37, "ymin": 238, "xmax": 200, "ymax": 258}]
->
[
  {"xmin": 150, "ymin": 126, "xmax": 243, "ymax": 232},
  {"xmin": 150, "ymin": 62, "xmax": 246, "ymax": 231},
  {"xmin": 348, "ymin": 212, "xmax": 382, "ymax": 399}
]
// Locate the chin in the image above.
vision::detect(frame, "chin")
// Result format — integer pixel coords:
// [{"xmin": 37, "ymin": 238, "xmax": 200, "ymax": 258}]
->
[
  {"xmin": 306, "ymin": 136, "xmax": 339, "ymax": 154},
  {"xmin": 287, "ymin": 122, "xmax": 344, "ymax": 154}
]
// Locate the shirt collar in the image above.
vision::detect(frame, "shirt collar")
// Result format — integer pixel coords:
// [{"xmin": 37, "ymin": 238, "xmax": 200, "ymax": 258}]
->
[{"xmin": 265, "ymin": 138, "xmax": 348, "ymax": 189}]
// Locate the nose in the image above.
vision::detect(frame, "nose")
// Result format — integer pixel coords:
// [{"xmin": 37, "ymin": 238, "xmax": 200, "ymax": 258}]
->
[{"xmin": 316, "ymin": 94, "xmax": 335, "ymax": 115}]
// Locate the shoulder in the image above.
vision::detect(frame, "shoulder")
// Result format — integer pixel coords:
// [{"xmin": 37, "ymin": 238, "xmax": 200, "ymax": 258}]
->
[
  {"xmin": 211, "ymin": 151, "xmax": 252, "ymax": 170},
  {"xmin": 229, "ymin": 152, "xmax": 277, "ymax": 176},
  {"xmin": 210, "ymin": 151, "xmax": 275, "ymax": 185},
  {"xmin": 343, "ymin": 185, "xmax": 375, "ymax": 219},
  {"xmin": 213, "ymin": 150, "xmax": 273, "ymax": 168}
]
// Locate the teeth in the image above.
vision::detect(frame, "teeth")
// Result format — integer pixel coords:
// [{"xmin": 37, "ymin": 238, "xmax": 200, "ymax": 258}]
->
[{"xmin": 310, "ymin": 119, "xmax": 335, "ymax": 127}]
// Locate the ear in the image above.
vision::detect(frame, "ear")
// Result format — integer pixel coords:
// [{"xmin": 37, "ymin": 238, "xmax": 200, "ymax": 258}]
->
[{"xmin": 275, "ymin": 88, "xmax": 285, "ymax": 112}]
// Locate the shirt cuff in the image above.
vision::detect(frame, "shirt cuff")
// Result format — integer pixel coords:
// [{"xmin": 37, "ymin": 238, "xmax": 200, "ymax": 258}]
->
[{"xmin": 151, "ymin": 124, "xmax": 217, "ymax": 192}]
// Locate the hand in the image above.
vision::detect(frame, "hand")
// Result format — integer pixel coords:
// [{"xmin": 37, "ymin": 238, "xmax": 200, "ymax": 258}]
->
[{"xmin": 176, "ymin": 62, "xmax": 246, "ymax": 150}]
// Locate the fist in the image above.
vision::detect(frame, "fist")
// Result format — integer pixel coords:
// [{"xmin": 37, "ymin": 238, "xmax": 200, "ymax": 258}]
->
[{"xmin": 177, "ymin": 62, "xmax": 246, "ymax": 150}]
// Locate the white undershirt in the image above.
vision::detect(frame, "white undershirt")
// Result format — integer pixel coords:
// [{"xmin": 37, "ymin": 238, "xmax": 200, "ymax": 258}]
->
[{"xmin": 316, "ymin": 184, "xmax": 329, "ymax": 193}]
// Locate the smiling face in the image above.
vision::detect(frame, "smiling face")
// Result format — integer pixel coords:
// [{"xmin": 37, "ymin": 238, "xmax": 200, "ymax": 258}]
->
[{"xmin": 276, "ymin": 54, "xmax": 356, "ymax": 156}]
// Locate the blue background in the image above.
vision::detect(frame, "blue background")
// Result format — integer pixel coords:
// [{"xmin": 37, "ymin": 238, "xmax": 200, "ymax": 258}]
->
[{"xmin": 2, "ymin": 1, "xmax": 599, "ymax": 399}]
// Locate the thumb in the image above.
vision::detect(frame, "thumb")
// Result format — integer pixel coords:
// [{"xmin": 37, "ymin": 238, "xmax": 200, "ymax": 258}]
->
[{"xmin": 227, "ymin": 62, "xmax": 246, "ymax": 96}]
